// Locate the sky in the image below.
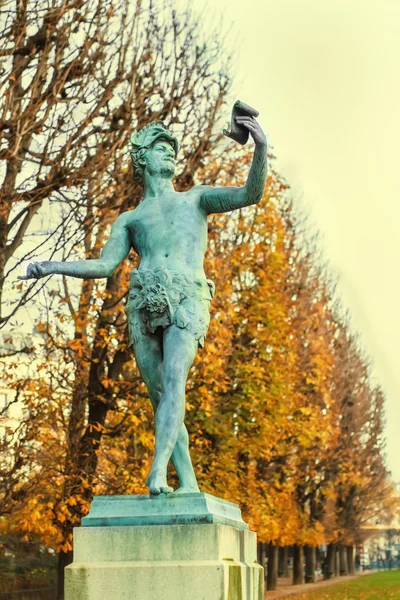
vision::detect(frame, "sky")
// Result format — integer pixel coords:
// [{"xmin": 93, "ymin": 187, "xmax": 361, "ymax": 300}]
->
[{"xmin": 181, "ymin": 0, "xmax": 400, "ymax": 479}]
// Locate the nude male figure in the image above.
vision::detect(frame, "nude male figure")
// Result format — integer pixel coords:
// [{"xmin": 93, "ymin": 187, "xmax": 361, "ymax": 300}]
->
[{"xmin": 21, "ymin": 114, "xmax": 268, "ymax": 495}]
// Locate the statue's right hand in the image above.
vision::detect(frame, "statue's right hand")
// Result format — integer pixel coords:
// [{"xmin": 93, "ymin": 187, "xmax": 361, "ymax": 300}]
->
[{"xmin": 18, "ymin": 262, "xmax": 50, "ymax": 280}]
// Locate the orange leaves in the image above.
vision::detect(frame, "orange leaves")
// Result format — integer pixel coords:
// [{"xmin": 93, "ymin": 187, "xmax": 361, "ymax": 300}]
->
[
  {"xmin": 56, "ymin": 511, "xmax": 68, "ymax": 524},
  {"xmin": 86, "ymin": 422, "xmax": 104, "ymax": 433},
  {"xmin": 59, "ymin": 538, "xmax": 73, "ymax": 553},
  {"xmin": 67, "ymin": 338, "xmax": 85, "ymax": 357}
]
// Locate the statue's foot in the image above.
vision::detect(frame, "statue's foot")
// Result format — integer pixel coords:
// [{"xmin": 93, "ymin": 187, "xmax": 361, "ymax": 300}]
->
[
  {"xmin": 174, "ymin": 484, "xmax": 200, "ymax": 494},
  {"xmin": 146, "ymin": 468, "xmax": 173, "ymax": 495}
]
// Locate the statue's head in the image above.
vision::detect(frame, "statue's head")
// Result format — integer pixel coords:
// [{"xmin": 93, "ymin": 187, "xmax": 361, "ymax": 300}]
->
[{"xmin": 129, "ymin": 121, "xmax": 179, "ymax": 187}]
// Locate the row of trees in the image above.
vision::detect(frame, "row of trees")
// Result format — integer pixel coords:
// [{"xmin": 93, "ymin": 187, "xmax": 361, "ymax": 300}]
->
[{"xmin": 0, "ymin": 0, "xmax": 398, "ymax": 598}]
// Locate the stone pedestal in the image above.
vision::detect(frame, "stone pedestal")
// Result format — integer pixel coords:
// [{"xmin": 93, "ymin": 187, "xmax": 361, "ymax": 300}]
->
[{"xmin": 65, "ymin": 493, "xmax": 264, "ymax": 600}]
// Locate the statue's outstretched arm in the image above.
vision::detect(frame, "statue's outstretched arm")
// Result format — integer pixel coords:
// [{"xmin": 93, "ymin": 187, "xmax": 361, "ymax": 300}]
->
[
  {"xmin": 199, "ymin": 116, "xmax": 268, "ymax": 215},
  {"xmin": 19, "ymin": 213, "xmax": 131, "ymax": 280}
]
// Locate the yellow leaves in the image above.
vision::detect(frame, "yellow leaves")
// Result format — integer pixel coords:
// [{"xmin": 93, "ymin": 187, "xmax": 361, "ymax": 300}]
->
[
  {"xmin": 8, "ymin": 497, "xmax": 60, "ymax": 547},
  {"xmin": 55, "ymin": 503, "xmax": 72, "ymax": 525},
  {"xmin": 299, "ymin": 406, "xmax": 313, "ymax": 417},
  {"xmin": 130, "ymin": 415, "xmax": 141, "ymax": 426}
]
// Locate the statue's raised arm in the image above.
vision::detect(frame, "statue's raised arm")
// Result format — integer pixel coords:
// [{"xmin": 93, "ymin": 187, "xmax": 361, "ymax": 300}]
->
[
  {"xmin": 19, "ymin": 212, "xmax": 131, "ymax": 280},
  {"xmin": 199, "ymin": 114, "xmax": 268, "ymax": 215}
]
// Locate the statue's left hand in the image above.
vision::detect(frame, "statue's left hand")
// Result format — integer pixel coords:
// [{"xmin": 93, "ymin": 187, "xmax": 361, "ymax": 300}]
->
[
  {"xmin": 18, "ymin": 261, "xmax": 51, "ymax": 280},
  {"xmin": 235, "ymin": 115, "xmax": 267, "ymax": 148}
]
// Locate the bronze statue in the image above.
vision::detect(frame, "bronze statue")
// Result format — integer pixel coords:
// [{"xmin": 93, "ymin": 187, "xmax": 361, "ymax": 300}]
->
[{"xmin": 20, "ymin": 105, "xmax": 267, "ymax": 496}]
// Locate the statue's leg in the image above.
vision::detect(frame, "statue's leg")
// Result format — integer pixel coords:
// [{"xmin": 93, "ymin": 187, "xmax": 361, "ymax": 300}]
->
[
  {"xmin": 171, "ymin": 425, "xmax": 200, "ymax": 495},
  {"xmin": 132, "ymin": 327, "xmax": 198, "ymax": 494},
  {"xmin": 146, "ymin": 324, "xmax": 198, "ymax": 495}
]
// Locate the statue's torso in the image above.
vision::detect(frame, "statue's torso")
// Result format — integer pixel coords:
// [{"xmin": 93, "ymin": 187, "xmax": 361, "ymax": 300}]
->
[{"xmin": 125, "ymin": 188, "xmax": 208, "ymax": 280}]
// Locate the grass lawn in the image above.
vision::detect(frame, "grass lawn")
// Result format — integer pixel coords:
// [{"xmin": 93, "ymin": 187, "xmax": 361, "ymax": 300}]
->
[{"xmin": 290, "ymin": 571, "xmax": 400, "ymax": 600}]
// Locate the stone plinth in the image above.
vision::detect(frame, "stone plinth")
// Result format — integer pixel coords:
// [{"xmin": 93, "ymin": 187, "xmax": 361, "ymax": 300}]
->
[{"xmin": 65, "ymin": 493, "xmax": 264, "ymax": 600}]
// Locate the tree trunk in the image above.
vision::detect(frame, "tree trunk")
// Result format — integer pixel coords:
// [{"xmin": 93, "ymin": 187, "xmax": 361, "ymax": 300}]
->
[
  {"xmin": 266, "ymin": 543, "xmax": 278, "ymax": 591},
  {"xmin": 347, "ymin": 545, "xmax": 355, "ymax": 574},
  {"xmin": 339, "ymin": 545, "xmax": 348, "ymax": 576},
  {"xmin": 278, "ymin": 546, "xmax": 289, "ymax": 577},
  {"xmin": 292, "ymin": 545, "xmax": 304, "ymax": 585},
  {"xmin": 325, "ymin": 543, "xmax": 336, "ymax": 579},
  {"xmin": 335, "ymin": 548, "xmax": 340, "ymax": 576},
  {"xmin": 57, "ymin": 549, "xmax": 73, "ymax": 600},
  {"xmin": 316, "ymin": 546, "xmax": 322, "ymax": 574},
  {"xmin": 260, "ymin": 542, "xmax": 267, "ymax": 579},
  {"xmin": 304, "ymin": 545, "xmax": 316, "ymax": 583}
]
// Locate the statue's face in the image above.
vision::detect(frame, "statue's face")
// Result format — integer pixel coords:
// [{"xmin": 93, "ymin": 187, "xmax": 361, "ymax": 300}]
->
[{"xmin": 144, "ymin": 139, "xmax": 176, "ymax": 180}]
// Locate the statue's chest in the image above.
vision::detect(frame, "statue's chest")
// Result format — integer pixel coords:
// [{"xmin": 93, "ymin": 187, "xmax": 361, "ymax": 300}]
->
[{"xmin": 134, "ymin": 199, "xmax": 201, "ymax": 241}]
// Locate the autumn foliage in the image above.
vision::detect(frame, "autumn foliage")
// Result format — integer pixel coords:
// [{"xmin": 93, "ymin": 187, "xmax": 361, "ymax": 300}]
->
[{"xmin": 0, "ymin": 0, "xmax": 396, "ymax": 597}]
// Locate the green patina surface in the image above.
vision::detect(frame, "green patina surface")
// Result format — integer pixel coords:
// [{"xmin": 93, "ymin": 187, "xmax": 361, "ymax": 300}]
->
[{"xmin": 82, "ymin": 492, "xmax": 249, "ymax": 530}]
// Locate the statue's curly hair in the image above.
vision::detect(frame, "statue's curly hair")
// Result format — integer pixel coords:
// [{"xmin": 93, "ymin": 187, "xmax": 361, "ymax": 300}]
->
[{"xmin": 130, "ymin": 146, "xmax": 148, "ymax": 187}]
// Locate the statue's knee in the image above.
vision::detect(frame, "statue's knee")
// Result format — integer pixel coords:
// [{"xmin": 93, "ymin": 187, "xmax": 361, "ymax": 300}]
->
[{"xmin": 164, "ymin": 366, "xmax": 185, "ymax": 391}]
